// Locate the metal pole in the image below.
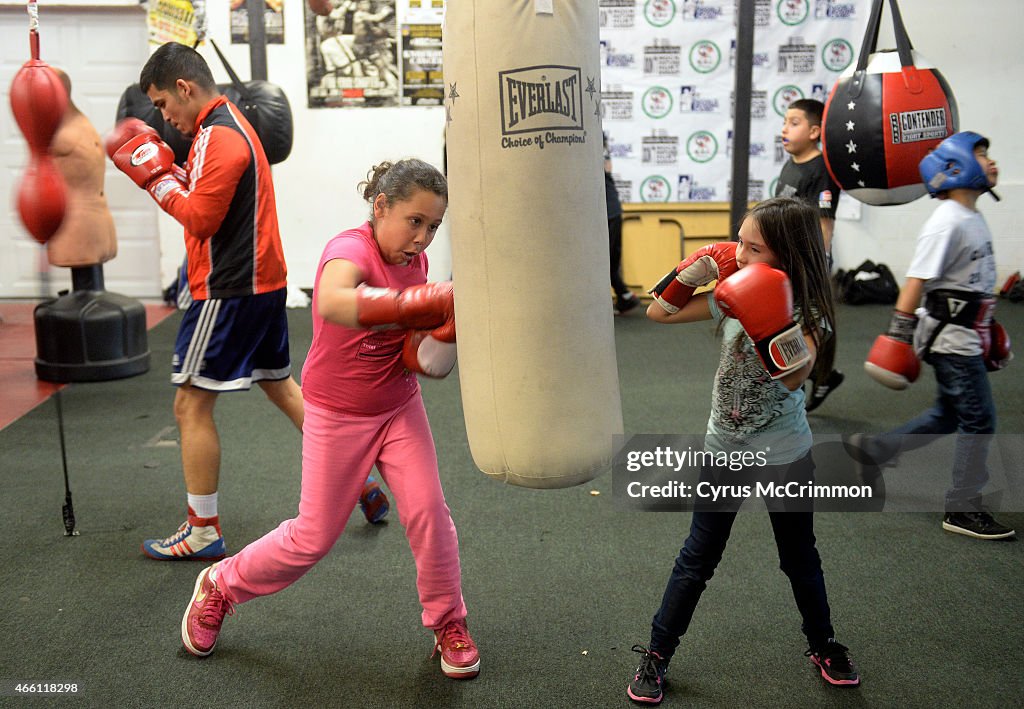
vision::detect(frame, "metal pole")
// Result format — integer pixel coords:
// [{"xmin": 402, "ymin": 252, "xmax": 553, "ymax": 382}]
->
[
  {"xmin": 729, "ymin": 0, "xmax": 756, "ymax": 238},
  {"xmin": 246, "ymin": 0, "xmax": 268, "ymax": 80}
]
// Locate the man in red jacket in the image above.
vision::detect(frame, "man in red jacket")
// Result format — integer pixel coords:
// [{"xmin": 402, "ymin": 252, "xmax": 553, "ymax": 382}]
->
[{"xmin": 107, "ymin": 42, "xmax": 387, "ymax": 561}]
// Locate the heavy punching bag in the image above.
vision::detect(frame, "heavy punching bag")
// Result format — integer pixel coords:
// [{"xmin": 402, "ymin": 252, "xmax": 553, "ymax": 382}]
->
[
  {"xmin": 822, "ymin": 0, "xmax": 957, "ymax": 206},
  {"xmin": 444, "ymin": 1, "xmax": 623, "ymax": 489}
]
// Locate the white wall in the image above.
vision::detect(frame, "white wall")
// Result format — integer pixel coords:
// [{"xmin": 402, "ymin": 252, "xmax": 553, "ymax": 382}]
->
[
  {"xmin": 3, "ymin": 0, "xmax": 1018, "ymax": 293},
  {"xmin": 206, "ymin": 0, "xmax": 1022, "ymax": 289},
  {"xmin": 172, "ymin": 1, "xmax": 449, "ymax": 290},
  {"xmin": 830, "ymin": 0, "xmax": 1023, "ymax": 282},
  {"xmin": 0, "ymin": 5, "xmax": 155, "ymax": 298}
]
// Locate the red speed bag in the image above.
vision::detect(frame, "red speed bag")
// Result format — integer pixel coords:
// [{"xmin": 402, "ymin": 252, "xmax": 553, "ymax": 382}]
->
[
  {"xmin": 17, "ymin": 156, "xmax": 67, "ymax": 244},
  {"xmin": 10, "ymin": 59, "xmax": 67, "ymax": 152},
  {"xmin": 10, "ymin": 58, "xmax": 69, "ymax": 243},
  {"xmin": 821, "ymin": 0, "xmax": 958, "ymax": 206}
]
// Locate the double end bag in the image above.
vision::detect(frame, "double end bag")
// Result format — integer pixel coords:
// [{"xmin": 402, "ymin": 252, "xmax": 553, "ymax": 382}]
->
[
  {"xmin": 822, "ymin": 0, "xmax": 957, "ymax": 206},
  {"xmin": 444, "ymin": 1, "xmax": 623, "ymax": 489}
]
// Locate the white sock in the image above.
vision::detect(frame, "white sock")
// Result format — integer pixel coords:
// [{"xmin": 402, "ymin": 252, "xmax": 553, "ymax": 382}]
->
[{"xmin": 188, "ymin": 492, "xmax": 218, "ymax": 520}]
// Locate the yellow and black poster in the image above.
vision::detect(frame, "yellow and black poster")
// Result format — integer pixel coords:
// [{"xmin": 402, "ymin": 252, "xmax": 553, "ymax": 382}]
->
[{"xmin": 231, "ymin": 0, "xmax": 285, "ymax": 45}]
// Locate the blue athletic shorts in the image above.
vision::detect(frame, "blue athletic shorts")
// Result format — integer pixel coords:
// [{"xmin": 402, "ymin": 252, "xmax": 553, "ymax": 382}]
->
[{"xmin": 172, "ymin": 288, "xmax": 291, "ymax": 391}]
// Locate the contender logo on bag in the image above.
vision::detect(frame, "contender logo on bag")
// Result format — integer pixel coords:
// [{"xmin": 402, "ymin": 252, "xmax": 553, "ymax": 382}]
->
[
  {"xmin": 889, "ymin": 108, "xmax": 949, "ymax": 144},
  {"xmin": 498, "ymin": 65, "xmax": 584, "ymax": 135}
]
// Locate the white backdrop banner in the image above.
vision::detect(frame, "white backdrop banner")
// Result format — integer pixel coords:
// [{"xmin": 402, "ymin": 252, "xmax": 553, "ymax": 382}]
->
[{"xmin": 599, "ymin": 0, "xmax": 868, "ymax": 204}]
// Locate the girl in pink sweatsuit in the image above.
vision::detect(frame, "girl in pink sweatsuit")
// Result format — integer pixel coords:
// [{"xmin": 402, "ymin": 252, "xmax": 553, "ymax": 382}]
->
[{"xmin": 179, "ymin": 158, "xmax": 480, "ymax": 680}]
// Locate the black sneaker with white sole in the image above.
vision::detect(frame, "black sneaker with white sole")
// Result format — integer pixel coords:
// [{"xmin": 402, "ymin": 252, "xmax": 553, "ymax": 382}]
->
[
  {"xmin": 806, "ymin": 369, "xmax": 844, "ymax": 412},
  {"xmin": 942, "ymin": 511, "xmax": 1016, "ymax": 540},
  {"xmin": 616, "ymin": 292, "xmax": 640, "ymax": 314}
]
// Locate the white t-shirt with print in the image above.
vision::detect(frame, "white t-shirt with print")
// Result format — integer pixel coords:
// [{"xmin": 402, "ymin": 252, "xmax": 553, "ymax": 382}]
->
[{"xmin": 907, "ymin": 200, "xmax": 996, "ymax": 357}]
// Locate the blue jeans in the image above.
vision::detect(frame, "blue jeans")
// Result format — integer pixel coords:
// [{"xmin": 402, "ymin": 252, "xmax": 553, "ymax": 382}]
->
[
  {"xmin": 861, "ymin": 353, "xmax": 995, "ymax": 512},
  {"xmin": 648, "ymin": 453, "xmax": 835, "ymax": 663}
]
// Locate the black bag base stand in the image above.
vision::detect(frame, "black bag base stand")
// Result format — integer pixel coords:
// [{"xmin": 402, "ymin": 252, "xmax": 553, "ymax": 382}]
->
[{"xmin": 34, "ymin": 265, "xmax": 151, "ymax": 383}]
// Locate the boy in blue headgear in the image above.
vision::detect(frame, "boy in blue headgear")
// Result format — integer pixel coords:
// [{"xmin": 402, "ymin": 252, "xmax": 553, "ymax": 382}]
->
[{"xmin": 854, "ymin": 131, "xmax": 1014, "ymax": 540}]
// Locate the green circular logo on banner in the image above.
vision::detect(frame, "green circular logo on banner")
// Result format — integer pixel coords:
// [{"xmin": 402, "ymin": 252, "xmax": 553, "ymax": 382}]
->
[
  {"xmin": 769, "ymin": 177, "xmax": 779, "ymax": 197},
  {"xmin": 686, "ymin": 131, "xmax": 718, "ymax": 163},
  {"xmin": 689, "ymin": 40, "xmax": 722, "ymax": 74},
  {"xmin": 822, "ymin": 38, "xmax": 854, "ymax": 72},
  {"xmin": 772, "ymin": 84, "xmax": 805, "ymax": 116},
  {"xmin": 640, "ymin": 175, "xmax": 673, "ymax": 202},
  {"xmin": 642, "ymin": 86, "xmax": 674, "ymax": 119},
  {"xmin": 777, "ymin": 0, "xmax": 809, "ymax": 25},
  {"xmin": 644, "ymin": 0, "xmax": 676, "ymax": 27}
]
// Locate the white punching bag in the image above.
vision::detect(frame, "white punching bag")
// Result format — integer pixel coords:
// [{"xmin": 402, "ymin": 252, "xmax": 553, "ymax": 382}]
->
[{"xmin": 444, "ymin": 1, "xmax": 623, "ymax": 488}]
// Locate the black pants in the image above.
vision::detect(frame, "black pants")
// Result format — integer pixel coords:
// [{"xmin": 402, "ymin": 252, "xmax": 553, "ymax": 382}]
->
[
  {"xmin": 648, "ymin": 453, "xmax": 835, "ymax": 664},
  {"xmin": 608, "ymin": 215, "xmax": 629, "ymax": 298}
]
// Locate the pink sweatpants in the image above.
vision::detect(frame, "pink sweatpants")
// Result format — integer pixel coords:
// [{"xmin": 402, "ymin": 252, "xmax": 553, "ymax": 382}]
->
[{"xmin": 215, "ymin": 394, "xmax": 467, "ymax": 629}]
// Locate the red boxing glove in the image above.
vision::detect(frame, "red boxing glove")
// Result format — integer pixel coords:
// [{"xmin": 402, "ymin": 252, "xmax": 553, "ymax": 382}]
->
[
  {"xmin": 356, "ymin": 281, "xmax": 455, "ymax": 330},
  {"xmin": 403, "ymin": 315, "xmax": 457, "ymax": 378},
  {"xmin": 147, "ymin": 163, "xmax": 190, "ymax": 203},
  {"xmin": 146, "ymin": 172, "xmax": 187, "ymax": 206},
  {"xmin": 649, "ymin": 242, "xmax": 738, "ymax": 314},
  {"xmin": 864, "ymin": 310, "xmax": 920, "ymax": 390},
  {"xmin": 981, "ymin": 319, "xmax": 1012, "ymax": 371},
  {"xmin": 109, "ymin": 132, "xmax": 176, "ymax": 190},
  {"xmin": 104, "ymin": 118, "xmax": 160, "ymax": 159},
  {"xmin": 713, "ymin": 263, "xmax": 811, "ymax": 379},
  {"xmin": 106, "ymin": 118, "xmax": 183, "ymax": 205}
]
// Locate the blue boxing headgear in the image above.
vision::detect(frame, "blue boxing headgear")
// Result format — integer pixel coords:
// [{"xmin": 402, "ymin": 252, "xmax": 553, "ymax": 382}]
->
[{"xmin": 919, "ymin": 131, "xmax": 992, "ymax": 196}]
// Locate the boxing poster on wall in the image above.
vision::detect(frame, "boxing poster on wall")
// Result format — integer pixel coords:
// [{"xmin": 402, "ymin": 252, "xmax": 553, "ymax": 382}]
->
[
  {"xmin": 230, "ymin": 0, "xmax": 285, "ymax": 45},
  {"xmin": 401, "ymin": 23, "xmax": 443, "ymax": 106},
  {"xmin": 148, "ymin": 0, "xmax": 200, "ymax": 46},
  {"xmin": 403, "ymin": 0, "xmax": 444, "ymax": 24},
  {"xmin": 599, "ymin": 0, "xmax": 868, "ymax": 203},
  {"xmin": 305, "ymin": 0, "xmax": 401, "ymax": 108}
]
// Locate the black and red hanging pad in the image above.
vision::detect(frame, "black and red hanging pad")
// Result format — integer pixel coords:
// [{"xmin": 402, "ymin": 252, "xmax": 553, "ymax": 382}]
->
[{"xmin": 822, "ymin": 0, "xmax": 958, "ymax": 206}]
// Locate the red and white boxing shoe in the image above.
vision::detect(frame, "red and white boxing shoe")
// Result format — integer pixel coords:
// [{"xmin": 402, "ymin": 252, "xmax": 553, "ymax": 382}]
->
[{"xmin": 142, "ymin": 508, "xmax": 227, "ymax": 561}]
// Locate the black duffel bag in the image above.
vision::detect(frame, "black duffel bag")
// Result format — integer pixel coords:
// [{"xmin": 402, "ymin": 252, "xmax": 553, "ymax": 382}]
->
[{"xmin": 835, "ymin": 260, "xmax": 900, "ymax": 305}]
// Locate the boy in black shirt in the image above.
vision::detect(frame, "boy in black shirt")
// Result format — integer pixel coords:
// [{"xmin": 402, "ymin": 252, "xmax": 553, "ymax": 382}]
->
[{"xmin": 775, "ymin": 98, "xmax": 843, "ymax": 411}]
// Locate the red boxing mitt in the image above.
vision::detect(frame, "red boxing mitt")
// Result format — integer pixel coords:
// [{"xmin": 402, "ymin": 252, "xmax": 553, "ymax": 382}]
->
[{"xmin": 402, "ymin": 315, "xmax": 457, "ymax": 378}]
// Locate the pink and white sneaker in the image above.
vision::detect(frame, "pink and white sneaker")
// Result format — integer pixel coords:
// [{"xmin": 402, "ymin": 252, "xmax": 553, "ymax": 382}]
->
[
  {"xmin": 182, "ymin": 565, "xmax": 234, "ymax": 657},
  {"xmin": 432, "ymin": 619, "xmax": 480, "ymax": 679}
]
